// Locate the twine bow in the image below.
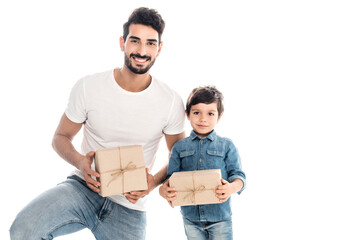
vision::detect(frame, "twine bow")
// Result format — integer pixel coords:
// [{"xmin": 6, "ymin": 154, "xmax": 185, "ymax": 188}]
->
[
  {"xmin": 104, "ymin": 161, "xmax": 137, "ymax": 187},
  {"xmin": 100, "ymin": 146, "xmax": 144, "ymax": 193},
  {"xmin": 182, "ymin": 184, "xmax": 206, "ymax": 204},
  {"xmin": 177, "ymin": 172, "xmax": 214, "ymax": 205}
]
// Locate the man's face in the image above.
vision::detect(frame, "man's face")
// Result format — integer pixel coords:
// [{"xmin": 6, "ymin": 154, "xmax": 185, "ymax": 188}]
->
[{"xmin": 121, "ymin": 24, "xmax": 162, "ymax": 74}]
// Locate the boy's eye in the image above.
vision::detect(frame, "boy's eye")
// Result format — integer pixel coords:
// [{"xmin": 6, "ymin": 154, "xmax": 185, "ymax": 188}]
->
[
  {"xmin": 193, "ymin": 112, "xmax": 199, "ymax": 115},
  {"xmin": 208, "ymin": 113, "xmax": 214, "ymax": 116}
]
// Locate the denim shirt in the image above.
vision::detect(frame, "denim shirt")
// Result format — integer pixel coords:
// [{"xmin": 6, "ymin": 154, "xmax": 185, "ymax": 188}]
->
[{"xmin": 166, "ymin": 130, "xmax": 246, "ymax": 222}]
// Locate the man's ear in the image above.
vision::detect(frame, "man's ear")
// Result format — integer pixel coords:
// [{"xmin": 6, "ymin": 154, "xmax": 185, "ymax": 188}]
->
[
  {"xmin": 156, "ymin": 41, "xmax": 163, "ymax": 57},
  {"xmin": 120, "ymin": 36, "xmax": 125, "ymax": 52}
]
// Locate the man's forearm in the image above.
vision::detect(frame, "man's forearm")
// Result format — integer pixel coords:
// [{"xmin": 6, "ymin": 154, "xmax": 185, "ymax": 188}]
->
[
  {"xmin": 152, "ymin": 163, "xmax": 168, "ymax": 188},
  {"xmin": 52, "ymin": 134, "xmax": 84, "ymax": 170}
]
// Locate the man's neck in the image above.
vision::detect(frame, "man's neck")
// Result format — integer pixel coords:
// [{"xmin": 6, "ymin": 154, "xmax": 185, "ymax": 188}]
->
[{"xmin": 114, "ymin": 67, "xmax": 152, "ymax": 92}]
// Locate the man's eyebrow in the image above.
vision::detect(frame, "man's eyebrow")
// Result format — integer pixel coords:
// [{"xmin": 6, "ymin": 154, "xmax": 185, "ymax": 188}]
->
[
  {"xmin": 128, "ymin": 36, "xmax": 158, "ymax": 42},
  {"xmin": 128, "ymin": 36, "xmax": 140, "ymax": 40}
]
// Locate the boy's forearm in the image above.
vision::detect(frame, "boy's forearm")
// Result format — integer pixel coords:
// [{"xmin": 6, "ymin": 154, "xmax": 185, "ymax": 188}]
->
[{"xmin": 230, "ymin": 179, "xmax": 244, "ymax": 194}]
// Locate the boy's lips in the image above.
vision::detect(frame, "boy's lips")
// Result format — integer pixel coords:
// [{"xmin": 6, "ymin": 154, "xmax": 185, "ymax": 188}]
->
[{"xmin": 197, "ymin": 124, "xmax": 208, "ymax": 128}]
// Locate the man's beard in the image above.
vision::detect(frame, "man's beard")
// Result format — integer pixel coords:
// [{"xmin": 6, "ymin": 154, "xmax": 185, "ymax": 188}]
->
[{"xmin": 124, "ymin": 53, "xmax": 156, "ymax": 74}]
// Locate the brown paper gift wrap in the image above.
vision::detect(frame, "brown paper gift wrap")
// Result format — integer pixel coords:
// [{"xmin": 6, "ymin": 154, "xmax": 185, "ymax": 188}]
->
[
  {"xmin": 95, "ymin": 145, "xmax": 148, "ymax": 197},
  {"xmin": 169, "ymin": 169, "xmax": 222, "ymax": 207}
]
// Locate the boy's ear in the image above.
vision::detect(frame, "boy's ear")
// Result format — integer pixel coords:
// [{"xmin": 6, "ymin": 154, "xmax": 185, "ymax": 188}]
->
[
  {"xmin": 217, "ymin": 112, "xmax": 223, "ymax": 122},
  {"xmin": 185, "ymin": 110, "xmax": 190, "ymax": 120}
]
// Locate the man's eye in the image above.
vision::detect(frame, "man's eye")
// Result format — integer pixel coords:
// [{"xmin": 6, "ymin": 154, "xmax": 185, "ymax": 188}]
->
[{"xmin": 148, "ymin": 42, "xmax": 156, "ymax": 46}]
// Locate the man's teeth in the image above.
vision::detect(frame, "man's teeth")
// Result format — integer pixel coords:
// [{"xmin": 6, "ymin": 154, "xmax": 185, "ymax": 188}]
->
[{"xmin": 135, "ymin": 57, "xmax": 147, "ymax": 63}]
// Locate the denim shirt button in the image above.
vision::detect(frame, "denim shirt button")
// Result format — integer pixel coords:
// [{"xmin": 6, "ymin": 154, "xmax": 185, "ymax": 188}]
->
[{"xmin": 199, "ymin": 158, "xmax": 202, "ymax": 163}]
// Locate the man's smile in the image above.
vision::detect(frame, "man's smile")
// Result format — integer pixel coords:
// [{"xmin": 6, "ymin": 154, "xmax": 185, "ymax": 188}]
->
[{"xmin": 131, "ymin": 54, "xmax": 151, "ymax": 64}]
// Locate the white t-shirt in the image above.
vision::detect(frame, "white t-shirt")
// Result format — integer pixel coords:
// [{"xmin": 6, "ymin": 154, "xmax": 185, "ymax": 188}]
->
[{"xmin": 65, "ymin": 69, "xmax": 185, "ymax": 211}]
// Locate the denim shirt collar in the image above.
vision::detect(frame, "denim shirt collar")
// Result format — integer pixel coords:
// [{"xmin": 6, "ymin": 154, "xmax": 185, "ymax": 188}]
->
[{"xmin": 190, "ymin": 130, "xmax": 217, "ymax": 141}]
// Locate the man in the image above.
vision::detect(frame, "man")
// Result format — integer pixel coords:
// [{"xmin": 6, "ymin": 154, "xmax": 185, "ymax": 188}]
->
[{"xmin": 10, "ymin": 7, "xmax": 185, "ymax": 240}]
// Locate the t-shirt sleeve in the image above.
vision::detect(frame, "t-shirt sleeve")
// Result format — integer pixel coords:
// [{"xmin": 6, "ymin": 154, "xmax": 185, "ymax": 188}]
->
[
  {"xmin": 163, "ymin": 91, "xmax": 185, "ymax": 135},
  {"xmin": 65, "ymin": 78, "xmax": 87, "ymax": 123}
]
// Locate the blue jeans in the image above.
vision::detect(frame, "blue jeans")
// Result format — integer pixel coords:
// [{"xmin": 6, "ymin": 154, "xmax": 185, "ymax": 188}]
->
[
  {"xmin": 10, "ymin": 175, "xmax": 146, "ymax": 240},
  {"xmin": 183, "ymin": 217, "xmax": 233, "ymax": 240}
]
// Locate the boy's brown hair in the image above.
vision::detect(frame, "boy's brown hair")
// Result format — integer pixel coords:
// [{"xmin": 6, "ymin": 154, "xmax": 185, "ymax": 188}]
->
[{"xmin": 186, "ymin": 86, "xmax": 224, "ymax": 116}]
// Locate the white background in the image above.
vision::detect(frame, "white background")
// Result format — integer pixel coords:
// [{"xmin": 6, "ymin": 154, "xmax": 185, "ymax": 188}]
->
[{"xmin": 1, "ymin": 0, "xmax": 360, "ymax": 239}]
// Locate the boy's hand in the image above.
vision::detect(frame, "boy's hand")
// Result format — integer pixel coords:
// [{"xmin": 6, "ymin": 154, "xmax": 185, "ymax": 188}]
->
[
  {"xmin": 124, "ymin": 168, "xmax": 155, "ymax": 204},
  {"xmin": 159, "ymin": 179, "xmax": 177, "ymax": 208},
  {"xmin": 215, "ymin": 178, "xmax": 243, "ymax": 203}
]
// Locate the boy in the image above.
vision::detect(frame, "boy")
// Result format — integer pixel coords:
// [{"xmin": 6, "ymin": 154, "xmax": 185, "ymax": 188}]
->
[{"xmin": 159, "ymin": 86, "xmax": 246, "ymax": 240}]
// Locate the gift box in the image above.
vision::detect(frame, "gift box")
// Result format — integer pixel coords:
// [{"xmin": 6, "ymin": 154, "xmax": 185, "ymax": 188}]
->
[
  {"xmin": 169, "ymin": 169, "xmax": 222, "ymax": 207},
  {"xmin": 95, "ymin": 145, "xmax": 148, "ymax": 197}
]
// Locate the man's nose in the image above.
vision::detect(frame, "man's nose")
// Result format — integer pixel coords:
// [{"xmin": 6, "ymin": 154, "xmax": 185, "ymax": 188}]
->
[{"xmin": 137, "ymin": 43, "xmax": 147, "ymax": 56}]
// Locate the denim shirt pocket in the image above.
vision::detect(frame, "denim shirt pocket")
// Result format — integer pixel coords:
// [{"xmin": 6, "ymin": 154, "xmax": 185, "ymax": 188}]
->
[
  {"xmin": 206, "ymin": 149, "xmax": 225, "ymax": 169},
  {"xmin": 180, "ymin": 150, "xmax": 196, "ymax": 170}
]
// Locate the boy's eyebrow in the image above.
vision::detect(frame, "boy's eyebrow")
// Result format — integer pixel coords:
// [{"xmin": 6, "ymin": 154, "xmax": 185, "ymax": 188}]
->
[
  {"xmin": 191, "ymin": 108, "xmax": 217, "ymax": 112},
  {"xmin": 128, "ymin": 36, "xmax": 158, "ymax": 42}
]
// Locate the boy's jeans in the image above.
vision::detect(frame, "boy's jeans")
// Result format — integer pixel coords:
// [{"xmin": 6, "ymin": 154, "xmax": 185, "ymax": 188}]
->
[
  {"xmin": 183, "ymin": 217, "xmax": 233, "ymax": 240},
  {"xmin": 10, "ymin": 175, "xmax": 146, "ymax": 240}
]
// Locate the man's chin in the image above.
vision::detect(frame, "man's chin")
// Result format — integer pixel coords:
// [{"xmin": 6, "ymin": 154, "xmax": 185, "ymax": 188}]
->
[
  {"xmin": 124, "ymin": 55, "xmax": 156, "ymax": 75},
  {"xmin": 129, "ymin": 67, "xmax": 149, "ymax": 75}
]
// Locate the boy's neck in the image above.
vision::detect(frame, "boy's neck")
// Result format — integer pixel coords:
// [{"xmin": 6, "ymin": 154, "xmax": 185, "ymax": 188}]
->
[{"xmin": 194, "ymin": 129, "xmax": 214, "ymax": 139}]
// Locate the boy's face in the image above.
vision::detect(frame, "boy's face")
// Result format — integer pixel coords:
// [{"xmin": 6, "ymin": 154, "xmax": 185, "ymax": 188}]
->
[
  {"xmin": 120, "ymin": 24, "xmax": 163, "ymax": 74},
  {"xmin": 187, "ymin": 102, "xmax": 221, "ymax": 138}
]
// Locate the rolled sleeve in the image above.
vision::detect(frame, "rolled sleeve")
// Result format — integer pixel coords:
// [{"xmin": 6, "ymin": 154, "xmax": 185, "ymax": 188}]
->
[
  {"xmin": 228, "ymin": 175, "xmax": 246, "ymax": 195},
  {"xmin": 225, "ymin": 139, "xmax": 246, "ymax": 195}
]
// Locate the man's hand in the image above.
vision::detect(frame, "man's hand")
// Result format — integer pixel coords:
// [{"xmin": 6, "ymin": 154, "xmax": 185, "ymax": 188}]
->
[
  {"xmin": 79, "ymin": 151, "xmax": 101, "ymax": 193},
  {"xmin": 124, "ymin": 168, "xmax": 155, "ymax": 204},
  {"xmin": 159, "ymin": 179, "xmax": 177, "ymax": 208}
]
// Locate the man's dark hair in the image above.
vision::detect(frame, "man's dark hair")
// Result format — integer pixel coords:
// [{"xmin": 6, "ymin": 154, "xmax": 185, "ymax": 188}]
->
[
  {"xmin": 186, "ymin": 86, "xmax": 224, "ymax": 116},
  {"xmin": 123, "ymin": 7, "xmax": 165, "ymax": 42}
]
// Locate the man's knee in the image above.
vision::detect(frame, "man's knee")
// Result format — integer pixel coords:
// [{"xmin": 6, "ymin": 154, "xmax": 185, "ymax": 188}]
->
[
  {"xmin": 9, "ymin": 218, "xmax": 20, "ymax": 239},
  {"xmin": 10, "ymin": 214, "xmax": 38, "ymax": 240},
  {"xmin": 10, "ymin": 213, "xmax": 53, "ymax": 240},
  {"xmin": 10, "ymin": 203, "xmax": 52, "ymax": 240}
]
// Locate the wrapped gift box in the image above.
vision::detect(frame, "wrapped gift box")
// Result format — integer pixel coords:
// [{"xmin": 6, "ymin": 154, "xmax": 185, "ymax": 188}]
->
[
  {"xmin": 95, "ymin": 145, "xmax": 148, "ymax": 197},
  {"xmin": 169, "ymin": 169, "xmax": 222, "ymax": 207}
]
